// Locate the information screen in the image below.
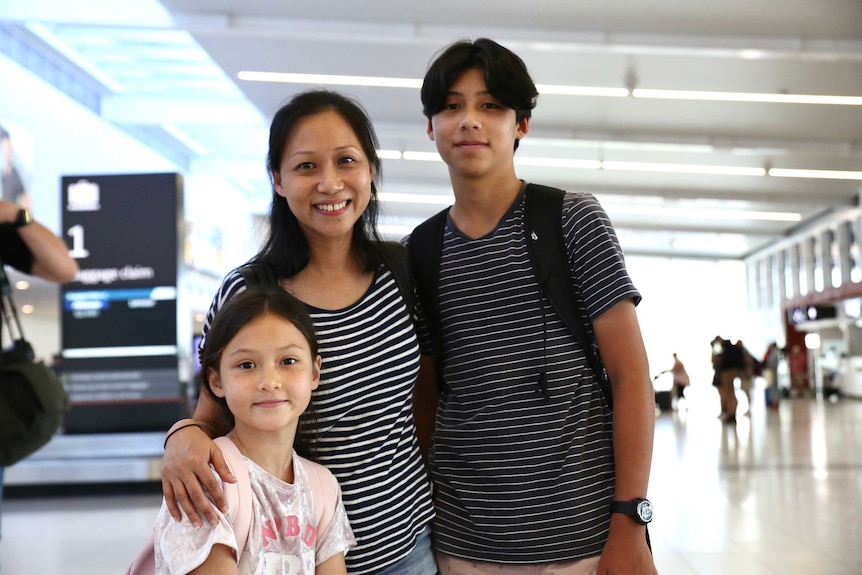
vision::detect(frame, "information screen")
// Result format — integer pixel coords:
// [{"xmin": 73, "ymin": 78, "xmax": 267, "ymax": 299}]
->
[{"xmin": 60, "ymin": 173, "xmax": 185, "ymax": 431}]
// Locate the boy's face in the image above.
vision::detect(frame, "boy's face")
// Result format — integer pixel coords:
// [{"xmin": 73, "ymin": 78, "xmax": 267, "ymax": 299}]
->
[{"xmin": 426, "ymin": 68, "xmax": 529, "ymax": 181}]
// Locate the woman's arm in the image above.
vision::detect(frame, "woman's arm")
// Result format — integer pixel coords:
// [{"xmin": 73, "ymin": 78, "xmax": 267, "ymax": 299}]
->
[{"xmin": 161, "ymin": 391, "xmax": 236, "ymax": 528}]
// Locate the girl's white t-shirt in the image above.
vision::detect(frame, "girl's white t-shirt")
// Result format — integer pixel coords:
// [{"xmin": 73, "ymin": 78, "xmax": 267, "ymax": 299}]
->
[{"xmin": 154, "ymin": 448, "xmax": 355, "ymax": 575}]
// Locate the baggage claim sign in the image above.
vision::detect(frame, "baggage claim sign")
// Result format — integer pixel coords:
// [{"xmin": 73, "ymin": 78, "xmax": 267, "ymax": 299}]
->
[{"xmin": 61, "ymin": 173, "xmax": 185, "ymax": 432}]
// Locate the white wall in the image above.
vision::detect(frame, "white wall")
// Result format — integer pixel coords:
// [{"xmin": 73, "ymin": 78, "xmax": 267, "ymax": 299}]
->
[{"xmin": 627, "ymin": 256, "xmax": 777, "ymax": 389}]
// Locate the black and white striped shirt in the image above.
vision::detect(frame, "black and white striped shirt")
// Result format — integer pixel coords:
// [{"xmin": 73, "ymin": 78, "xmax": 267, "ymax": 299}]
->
[
  {"xmin": 201, "ymin": 266, "xmax": 435, "ymax": 574},
  {"xmin": 418, "ymin": 188, "xmax": 640, "ymax": 564}
]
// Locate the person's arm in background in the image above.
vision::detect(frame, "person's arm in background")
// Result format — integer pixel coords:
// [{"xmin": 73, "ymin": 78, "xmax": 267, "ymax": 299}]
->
[
  {"xmin": 0, "ymin": 200, "xmax": 77, "ymax": 282},
  {"xmin": 592, "ymin": 298, "xmax": 658, "ymax": 575}
]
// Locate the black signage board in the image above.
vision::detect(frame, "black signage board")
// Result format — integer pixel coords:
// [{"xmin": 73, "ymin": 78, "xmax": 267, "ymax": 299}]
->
[{"xmin": 60, "ymin": 173, "xmax": 187, "ymax": 432}]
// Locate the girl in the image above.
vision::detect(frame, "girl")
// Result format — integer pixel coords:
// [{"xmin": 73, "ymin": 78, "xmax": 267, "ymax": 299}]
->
[
  {"xmin": 160, "ymin": 90, "xmax": 436, "ymax": 575},
  {"xmin": 154, "ymin": 289, "xmax": 354, "ymax": 574}
]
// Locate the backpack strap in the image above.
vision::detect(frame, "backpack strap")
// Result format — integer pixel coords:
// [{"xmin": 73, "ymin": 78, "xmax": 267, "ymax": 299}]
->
[
  {"xmin": 297, "ymin": 455, "xmax": 339, "ymax": 537},
  {"xmin": 213, "ymin": 436, "xmax": 254, "ymax": 559},
  {"xmin": 238, "ymin": 262, "xmax": 278, "ymax": 291},
  {"xmin": 374, "ymin": 240, "xmax": 414, "ymax": 313},
  {"xmin": 523, "ymin": 183, "xmax": 613, "ymax": 411},
  {"xmin": 408, "ymin": 208, "xmax": 449, "ymax": 391}
]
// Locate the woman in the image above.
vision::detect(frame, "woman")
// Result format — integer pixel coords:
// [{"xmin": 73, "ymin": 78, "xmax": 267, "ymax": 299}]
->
[{"xmin": 160, "ymin": 90, "xmax": 436, "ymax": 575}]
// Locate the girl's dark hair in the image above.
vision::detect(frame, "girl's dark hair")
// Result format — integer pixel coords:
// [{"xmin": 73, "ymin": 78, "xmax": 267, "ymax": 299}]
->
[
  {"xmin": 257, "ymin": 89, "xmax": 383, "ymax": 278},
  {"xmin": 197, "ymin": 289, "xmax": 319, "ymax": 459},
  {"xmin": 421, "ymin": 38, "xmax": 539, "ymax": 151}
]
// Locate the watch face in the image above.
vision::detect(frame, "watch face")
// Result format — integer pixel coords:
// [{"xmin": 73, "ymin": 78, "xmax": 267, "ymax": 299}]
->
[{"xmin": 637, "ymin": 499, "xmax": 653, "ymax": 523}]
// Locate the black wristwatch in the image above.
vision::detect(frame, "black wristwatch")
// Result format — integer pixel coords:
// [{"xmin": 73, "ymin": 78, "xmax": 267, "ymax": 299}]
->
[
  {"xmin": 609, "ymin": 497, "xmax": 653, "ymax": 525},
  {"xmin": 14, "ymin": 208, "xmax": 32, "ymax": 228}
]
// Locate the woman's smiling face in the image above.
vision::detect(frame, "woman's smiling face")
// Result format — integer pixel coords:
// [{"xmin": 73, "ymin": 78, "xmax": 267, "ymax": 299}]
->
[{"xmin": 273, "ymin": 110, "xmax": 373, "ymax": 242}]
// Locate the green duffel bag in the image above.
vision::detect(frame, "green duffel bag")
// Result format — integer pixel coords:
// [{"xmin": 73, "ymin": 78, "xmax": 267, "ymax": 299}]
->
[{"xmin": 0, "ymin": 339, "xmax": 69, "ymax": 466}]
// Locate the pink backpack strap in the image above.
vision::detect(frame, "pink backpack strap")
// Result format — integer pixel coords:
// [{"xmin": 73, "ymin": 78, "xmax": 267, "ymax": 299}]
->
[
  {"xmin": 296, "ymin": 455, "xmax": 338, "ymax": 538},
  {"xmin": 214, "ymin": 436, "xmax": 253, "ymax": 555}
]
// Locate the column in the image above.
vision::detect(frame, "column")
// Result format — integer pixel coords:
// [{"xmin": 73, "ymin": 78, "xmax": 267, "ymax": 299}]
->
[
  {"xmin": 775, "ymin": 251, "xmax": 786, "ymax": 304},
  {"xmin": 788, "ymin": 244, "xmax": 801, "ymax": 300},
  {"xmin": 801, "ymin": 236, "xmax": 816, "ymax": 295},
  {"xmin": 819, "ymin": 229, "xmax": 834, "ymax": 290},
  {"xmin": 836, "ymin": 222, "xmax": 853, "ymax": 287}
]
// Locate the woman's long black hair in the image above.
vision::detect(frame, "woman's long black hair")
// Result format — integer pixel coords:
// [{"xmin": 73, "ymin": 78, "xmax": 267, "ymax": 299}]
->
[{"xmin": 255, "ymin": 89, "xmax": 384, "ymax": 278}]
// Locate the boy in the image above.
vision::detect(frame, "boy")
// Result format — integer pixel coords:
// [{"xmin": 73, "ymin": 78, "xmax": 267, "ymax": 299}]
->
[{"xmin": 410, "ymin": 38, "xmax": 658, "ymax": 575}]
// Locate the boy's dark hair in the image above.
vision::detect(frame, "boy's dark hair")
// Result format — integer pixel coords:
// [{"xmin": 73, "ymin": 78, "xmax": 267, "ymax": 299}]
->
[
  {"xmin": 258, "ymin": 89, "xmax": 382, "ymax": 278},
  {"xmin": 421, "ymin": 38, "xmax": 538, "ymax": 150},
  {"xmin": 198, "ymin": 289, "xmax": 319, "ymax": 459}
]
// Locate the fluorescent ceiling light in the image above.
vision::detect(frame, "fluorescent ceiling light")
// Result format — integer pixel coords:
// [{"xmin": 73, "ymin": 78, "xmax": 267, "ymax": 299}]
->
[
  {"xmin": 393, "ymin": 150, "xmax": 859, "ymax": 181},
  {"xmin": 769, "ymin": 168, "xmax": 862, "ymax": 181},
  {"xmin": 238, "ymin": 71, "xmax": 421, "ymax": 88},
  {"xmin": 605, "ymin": 204, "xmax": 801, "ymax": 222},
  {"xmin": 239, "ymin": 70, "xmax": 862, "ymax": 107},
  {"xmin": 602, "ymin": 161, "xmax": 766, "ymax": 176},
  {"xmin": 536, "ymin": 84, "xmax": 628, "ymax": 98},
  {"xmin": 379, "ymin": 193, "xmax": 453, "ymax": 205},
  {"xmin": 401, "ymin": 151, "xmax": 442, "ymax": 162},
  {"xmin": 377, "ymin": 149, "xmax": 402, "ymax": 160},
  {"xmin": 515, "ymin": 157, "xmax": 601, "ymax": 169},
  {"xmin": 633, "ymin": 88, "xmax": 862, "ymax": 106}
]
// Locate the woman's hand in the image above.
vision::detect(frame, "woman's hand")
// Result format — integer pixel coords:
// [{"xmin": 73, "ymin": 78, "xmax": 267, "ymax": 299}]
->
[{"xmin": 160, "ymin": 423, "xmax": 236, "ymax": 528}]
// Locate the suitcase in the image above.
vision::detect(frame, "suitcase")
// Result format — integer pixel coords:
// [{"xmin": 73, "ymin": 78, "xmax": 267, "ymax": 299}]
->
[{"xmin": 655, "ymin": 390, "xmax": 673, "ymax": 412}]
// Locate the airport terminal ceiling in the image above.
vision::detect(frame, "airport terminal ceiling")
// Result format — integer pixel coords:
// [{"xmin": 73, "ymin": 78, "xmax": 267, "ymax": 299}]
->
[{"xmin": 0, "ymin": 1, "xmax": 860, "ymax": 312}]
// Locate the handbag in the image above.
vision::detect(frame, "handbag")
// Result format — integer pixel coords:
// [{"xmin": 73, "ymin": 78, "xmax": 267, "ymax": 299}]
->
[{"xmin": 0, "ymin": 260, "xmax": 69, "ymax": 466}]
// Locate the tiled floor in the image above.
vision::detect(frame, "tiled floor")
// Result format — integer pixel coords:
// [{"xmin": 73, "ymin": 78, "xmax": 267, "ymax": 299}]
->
[{"xmin": 1, "ymin": 384, "xmax": 860, "ymax": 575}]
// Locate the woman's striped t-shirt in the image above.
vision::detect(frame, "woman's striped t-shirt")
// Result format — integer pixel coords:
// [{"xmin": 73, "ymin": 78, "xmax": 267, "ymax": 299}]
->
[{"xmin": 201, "ymin": 266, "xmax": 435, "ymax": 574}]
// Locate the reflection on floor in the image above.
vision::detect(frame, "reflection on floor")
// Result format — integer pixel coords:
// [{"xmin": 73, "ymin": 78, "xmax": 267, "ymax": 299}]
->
[{"xmin": 1, "ymin": 385, "xmax": 860, "ymax": 575}]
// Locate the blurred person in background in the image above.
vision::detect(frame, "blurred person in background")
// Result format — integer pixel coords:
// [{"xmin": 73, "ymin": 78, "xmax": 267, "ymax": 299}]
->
[{"xmin": 0, "ymin": 199, "xmax": 78, "ymax": 539}]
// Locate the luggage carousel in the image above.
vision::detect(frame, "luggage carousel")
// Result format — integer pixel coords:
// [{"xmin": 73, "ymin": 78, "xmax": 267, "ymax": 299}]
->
[{"xmin": 4, "ymin": 432, "xmax": 164, "ymax": 486}]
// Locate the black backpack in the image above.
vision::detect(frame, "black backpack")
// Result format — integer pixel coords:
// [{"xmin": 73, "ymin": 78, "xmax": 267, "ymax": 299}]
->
[{"xmin": 408, "ymin": 183, "xmax": 613, "ymax": 410}]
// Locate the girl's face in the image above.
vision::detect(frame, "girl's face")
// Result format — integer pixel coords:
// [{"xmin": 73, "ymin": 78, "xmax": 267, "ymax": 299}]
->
[
  {"xmin": 273, "ymin": 110, "xmax": 373, "ymax": 244},
  {"xmin": 208, "ymin": 312, "xmax": 321, "ymax": 435}
]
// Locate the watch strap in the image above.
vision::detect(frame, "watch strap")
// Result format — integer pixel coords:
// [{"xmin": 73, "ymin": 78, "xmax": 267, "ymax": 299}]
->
[
  {"xmin": 609, "ymin": 500, "xmax": 638, "ymax": 516},
  {"xmin": 609, "ymin": 497, "xmax": 652, "ymax": 525}
]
